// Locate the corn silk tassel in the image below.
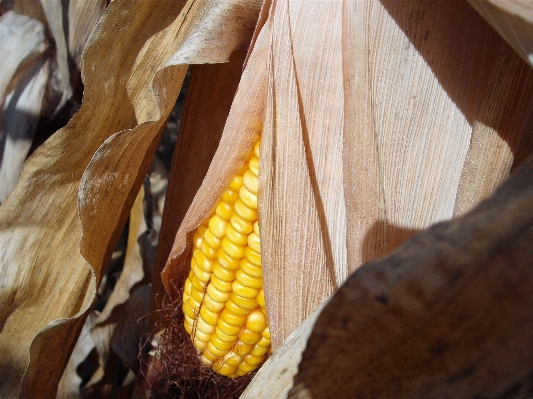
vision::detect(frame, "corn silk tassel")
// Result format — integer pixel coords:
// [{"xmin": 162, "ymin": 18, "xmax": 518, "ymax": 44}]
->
[{"xmin": 182, "ymin": 138, "xmax": 271, "ymax": 378}]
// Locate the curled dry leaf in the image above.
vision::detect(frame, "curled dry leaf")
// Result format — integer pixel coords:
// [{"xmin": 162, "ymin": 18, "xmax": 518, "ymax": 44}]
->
[{"xmin": 0, "ymin": 0, "xmax": 263, "ymax": 398}]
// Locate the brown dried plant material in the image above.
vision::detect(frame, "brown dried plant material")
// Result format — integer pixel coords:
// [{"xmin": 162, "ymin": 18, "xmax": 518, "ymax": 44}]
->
[
  {"xmin": 0, "ymin": 0, "xmax": 262, "ymax": 398},
  {"xmin": 163, "ymin": 0, "xmax": 533, "ymax": 354},
  {"xmin": 467, "ymin": 0, "xmax": 533, "ymax": 68},
  {"xmin": 288, "ymin": 153, "xmax": 533, "ymax": 399},
  {"xmin": 146, "ymin": 288, "xmax": 254, "ymax": 399}
]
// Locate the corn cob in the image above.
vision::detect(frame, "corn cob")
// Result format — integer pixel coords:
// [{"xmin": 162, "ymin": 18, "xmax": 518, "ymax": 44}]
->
[{"xmin": 182, "ymin": 139, "xmax": 270, "ymax": 378}]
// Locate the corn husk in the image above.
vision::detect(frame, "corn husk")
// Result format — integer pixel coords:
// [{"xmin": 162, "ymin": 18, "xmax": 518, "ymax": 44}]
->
[
  {"xmin": 0, "ymin": 0, "xmax": 261, "ymax": 397},
  {"xmin": 467, "ymin": 0, "xmax": 533, "ymax": 68},
  {"xmin": 163, "ymin": 0, "xmax": 533, "ymax": 354}
]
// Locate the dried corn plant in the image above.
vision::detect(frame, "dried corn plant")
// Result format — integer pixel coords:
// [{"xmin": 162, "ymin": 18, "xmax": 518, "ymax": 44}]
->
[{"xmin": 0, "ymin": 0, "xmax": 532, "ymax": 398}]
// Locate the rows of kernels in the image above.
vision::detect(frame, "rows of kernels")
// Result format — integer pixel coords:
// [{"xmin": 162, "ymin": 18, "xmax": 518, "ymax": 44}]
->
[{"xmin": 182, "ymin": 140, "xmax": 270, "ymax": 377}]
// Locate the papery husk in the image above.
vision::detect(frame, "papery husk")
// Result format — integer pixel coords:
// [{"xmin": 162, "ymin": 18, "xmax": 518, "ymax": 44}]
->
[
  {"xmin": 0, "ymin": 0, "xmax": 262, "ymax": 397},
  {"xmin": 288, "ymin": 153, "xmax": 533, "ymax": 399},
  {"xmin": 467, "ymin": 0, "xmax": 533, "ymax": 69},
  {"xmin": 161, "ymin": 26, "xmax": 269, "ymax": 292},
  {"xmin": 163, "ymin": 0, "xmax": 533, "ymax": 354}
]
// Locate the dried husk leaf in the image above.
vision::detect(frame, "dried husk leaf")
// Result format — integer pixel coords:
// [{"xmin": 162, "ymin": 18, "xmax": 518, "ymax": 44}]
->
[
  {"xmin": 0, "ymin": 56, "xmax": 49, "ymax": 202},
  {"xmin": 0, "ymin": 10, "xmax": 47, "ymax": 107},
  {"xmin": 161, "ymin": 25, "xmax": 269, "ymax": 292},
  {"xmin": 0, "ymin": 0, "xmax": 263, "ymax": 397},
  {"xmin": 38, "ymin": 0, "xmax": 107, "ymax": 110},
  {"xmin": 467, "ymin": 0, "xmax": 533, "ymax": 68},
  {"xmin": 150, "ymin": 49, "xmax": 250, "ymax": 317},
  {"xmin": 289, "ymin": 153, "xmax": 533, "ymax": 399},
  {"xmin": 164, "ymin": 0, "xmax": 533, "ymax": 353},
  {"xmin": 344, "ymin": 0, "xmax": 533, "ymax": 268}
]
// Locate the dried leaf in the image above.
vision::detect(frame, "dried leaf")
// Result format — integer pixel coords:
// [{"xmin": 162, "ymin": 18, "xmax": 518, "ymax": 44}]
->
[
  {"xmin": 0, "ymin": 56, "xmax": 49, "ymax": 202},
  {"xmin": 467, "ymin": 0, "xmax": 533, "ymax": 68},
  {"xmin": 289, "ymin": 154, "xmax": 533, "ymax": 399},
  {"xmin": 0, "ymin": 11, "xmax": 47, "ymax": 106},
  {"xmin": 0, "ymin": 0, "xmax": 262, "ymax": 397}
]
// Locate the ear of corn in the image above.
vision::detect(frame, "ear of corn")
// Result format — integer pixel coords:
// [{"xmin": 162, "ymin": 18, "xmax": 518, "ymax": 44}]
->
[{"xmin": 182, "ymin": 139, "xmax": 270, "ymax": 378}]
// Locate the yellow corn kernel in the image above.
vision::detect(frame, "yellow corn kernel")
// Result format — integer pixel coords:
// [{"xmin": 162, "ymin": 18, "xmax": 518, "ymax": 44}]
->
[
  {"xmin": 222, "ymin": 188, "xmax": 238, "ymax": 203},
  {"xmin": 182, "ymin": 138, "xmax": 270, "ymax": 377},
  {"xmin": 213, "ymin": 359, "xmax": 237, "ymax": 376},
  {"xmin": 257, "ymin": 337, "xmax": 271, "ymax": 347},
  {"xmin": 243, "ymin": 354, "xmax": 264, "ymax": 366},
  {"xmin": 229, "ymin": 212, "xmax": 254, "ymax": 235},
  {"xmin": 206, "ymin": 283, "xmax": 230, "ymax": 304},
  {"xmin": 244, "ymin": 246, "xmax": 261, "ymax": 266},
  {"xmin": 217, "ymin": 318, "xmax": 242, "ymax": 336},
  {"xmin": 232, "ymin": 280, "xmax": 259, "ymax": 299},
  {"xmin": 221, "ymin": 308, "xmax": 247, "ymax": 327},
  {"xmin": 184, "ymin": 277, "xmax": 193, "ymax": 296},
  {"xmin": 215, "ymin": 327, "xmax": 238, "ymax": 342},
  {"xmin": 204, "ymin": 228, "xmax": 222, "ymax": 250},
  {"xmin": 203, "ymin": 293, "xmax": 226, "ymax": 312},
  {"xmin": 257, "ymin": 288, "xmax": 266, "ymax": 307},
  {"xmin": 239, "ymin": 185, "xmax": 257, "ymax": 210},
  {"xmin": 217, "ymin": 248, "xmax": 241, "ymax": 271},
  {"xmin": 225, "ymin": 223, "xmax": 248, "ymax": 246},
  {"xmin": 208, "ymin": 341, "xmax": 230, "ymax": 357},
  {"xmin": 209, "ymin": 275, "xmax": 233, "ymax": 294},
  {"xmin": 234, "ymin": 198, "xmax": 258, "ymax": 222},
  {"xmin": 195, "ymin": 317, "xmax": 216, "ymax": 335},
  {"xmin": 240, "ymin": 258, "xmax": 262, "ymax": 278},
  {"xmin": 233, "ymin": 341, "xmax": 253, "ymax": 356},
  {"xmin": 208, "ymin": 215, "xmax": 227, "ymax": 239},
  {"xmin": 200, "ymin": 240, "xmax": 218, "ymax": 260},
  {"xmin": 229, "ymin": 175, "xmax": 243, "ymax": 192},
  {"xmin": 200, "ymin": 306, "xmax": 219, "ymax": 326},
  {"xmin": 190, "ymin": 286, "xmax": 204, "ymax": 303},
  {"xmin": 190, "ymin": 273, "xmax": 206, "ymax": 293},
  {"xmin": 210, "ymin": 335, "xmax": 234, "ymax": 352},
  {"xmin": 202, "ymin": 348, "xmax": 219, "ymax": 362},
  {"xmin": 246, "ymin": 309, "xmax": 267, "ymax": 333},
  {"xmin": 247, "ymin": 232, "xmax": 261, "ymax": 253},
  {"xmin": 236, "ymin": 269, "xmax": 263, "ymax": 290},
  {"xmin": 212, "ymin": 262, "xmax": 236, "ymax": 282},
  {"xmin": 230, "ymin": 292, "xmax": 258, "ymax": 310},
  {"xmin": 195, "ymin": 251, "xmax": 214, "ymax": 273},
  {"xmin": 239, "ymin": 328, "xmax": 262, "ymax": 345},
  {"xmin": 183, "ymin": 300, "xmax": 197, "ymax": 320},
  {"xmin": 238, "ymin": 361, "xmax": 257, "ymax": 374},
  {"xmin": 201, "ymin": 354, "xmax": 214, "ymax": 366},
  {"xmin": 243, "ymin": 170, "xmax": 258, "ymax": 194},
  {"xmin": 251, "ymin": 344, "xmax": 269, "ymax": 357},
  {"xmin": 223, "ymin": 352, "xmax": 242, "ymax": 367},
  {"xmin": 249, "ymin": 156, "xmax": 259, "ymax": 177},
  {"xmin": 193, "ymin": 225, "xmax": 207, "ymax": 248},
  {"xmin": 221, "ymin": 237, "xmax": 246, "ymax": 259},
  {"xmin": 215, "ymin": 201, "xmax": 233, "ymax": 221},
  {"xmin": 193, "ymin": 263, "xmax": 211, "ymax": 283},
  {"xmin": 224, "ymin": 299, "xmax": 249, "ymax": 316}
]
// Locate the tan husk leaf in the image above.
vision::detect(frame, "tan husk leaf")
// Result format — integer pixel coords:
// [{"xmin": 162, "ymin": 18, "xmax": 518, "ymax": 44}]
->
[
  {"xmin": 163, "ymin": 0, "xmax": 533, "ymax": 353},
  {"xmin": 289, "ymin": 153, "xmax": 533, "ymax": 398},
  {"xmin": 0, "ymin": 0, "xmax": 263, "ymax": 397},
  {"xmin": 467, "ymin": 0, "xmax": 533, "ymax": 68}
]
